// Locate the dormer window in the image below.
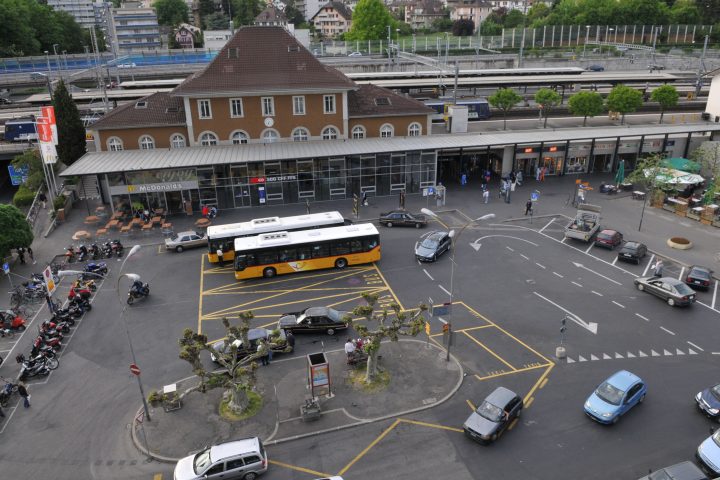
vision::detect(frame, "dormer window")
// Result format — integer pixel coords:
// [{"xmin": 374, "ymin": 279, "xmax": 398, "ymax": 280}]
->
[
  {"xmin": 135, "ymin": 101, "xmax": 147, "ymax": 109},
  {"xmin": 374, "ymin": 97, "xmax": 391, "ymax": 106}
]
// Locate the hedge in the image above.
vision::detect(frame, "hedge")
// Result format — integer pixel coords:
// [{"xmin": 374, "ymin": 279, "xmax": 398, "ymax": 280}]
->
[{"xmin": 12, "ymin": 186, "xmax": 35, "ymax": 207}]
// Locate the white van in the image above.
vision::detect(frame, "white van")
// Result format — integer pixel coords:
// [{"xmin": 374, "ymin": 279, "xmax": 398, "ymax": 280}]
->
[{"xmin": 174, "ymin": 437, "xmax": 268, "ymax": 480}]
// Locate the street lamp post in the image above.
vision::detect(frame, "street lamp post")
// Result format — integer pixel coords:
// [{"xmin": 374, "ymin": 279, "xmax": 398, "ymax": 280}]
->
[
  {"xmin": 420, "ymin": 209, "xmax": 495, "ymax": 361},
  {"xmin": 52, "ymin": 44, "xmax": 61, "ymax": 77},
  {"xmin": 583, "ymin": 25, "xmax": 590, "ymax": 59},
  {"xmin": 44, "ymin": 51, "xmax": 52, "ymax": 73}
]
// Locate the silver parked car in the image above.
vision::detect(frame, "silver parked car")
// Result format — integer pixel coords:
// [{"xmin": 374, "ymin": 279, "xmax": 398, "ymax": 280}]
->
[
  {"xmin": 634, "ymin": 276, "xmax": 696, "ymax": 307},
  {"xmin": 164, "ymin": 231, "xmax": 208, "ymax": 252},
  {"xmin": 174, "ymin": 437, "xmax": 268, "ymax": 480}
]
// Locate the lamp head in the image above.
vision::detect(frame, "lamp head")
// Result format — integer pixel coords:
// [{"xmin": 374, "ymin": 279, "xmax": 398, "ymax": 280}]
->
[
  {"xmin": 420, "ymin": 207, "xmax": 437, "ymax": 218},
  {"xmin": 57, "ymin": 269, "xmax": 84, "ymax": 278}
]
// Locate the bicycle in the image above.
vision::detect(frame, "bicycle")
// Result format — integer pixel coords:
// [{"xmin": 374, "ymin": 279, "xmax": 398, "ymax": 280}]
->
[
  {"xmin": 10, "ymin": 304, "xmax": 33, "ymax": 318},
  {"xmin": 0, "ymin": 328, "xmax": 15, "ymax": 339}
]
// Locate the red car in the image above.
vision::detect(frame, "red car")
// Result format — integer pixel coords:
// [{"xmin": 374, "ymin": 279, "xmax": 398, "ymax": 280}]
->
[{"xmin": 594, "ymin": 229, "xmax": 623, "ymax": 249}]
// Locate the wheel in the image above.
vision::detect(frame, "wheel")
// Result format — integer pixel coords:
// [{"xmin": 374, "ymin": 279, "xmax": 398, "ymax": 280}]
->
[
  {"xmin": 127, "ymin": 296, "xmax": 134, "ymax": 305},
  {"xmin": 175, "ymin": 245, "xmax": 184, "ymax": 253},
  {"xmin": 516, "ymin": 408, "xmax": 522, "ymax": 418},
  {"xmin": 45, "ymin": 357, "xmax": 59, "ymax": 370},
  {"xmin": 667, "ymin": 297, "xmax": 675, "ymax": 306},
  {"xmin": 17, "ymin": 325, "xmax": 26, "ymax": 331},
  {"xmin": 2, "ymin": 331, "xmax": 15, "ymax": 339},
  {"xmin": 263, "ymin": 267, "xmax": 276, "ymax": 278},
  {"xmin": 243, "ymin": 473, "xmax": 258, "ymax": 480},
  {"xmin": 335, "ymin": 258, "xmax": 347, "ymax": 269},
  {"xmin": 386, "ymin": 222, "xmax": 393, "ymax": 227},
  {"xmin": 611, "ymin": 415, "xmax": 619, "ymax": 424},
  {"xmin": 432, "ymin": 254, "xmax": 437, "ymax": 262},
  {"xmin": 61, "ymin": 325, "xmax": 70, "ymax": 333},
  {"xmin": 635, "ymin": 258, "xmax": 641, "ymax": 265},
  {"xmin": 639, "ymin": 394, "xmax": 645, "ymax": 404},
  {"xmin": 637, "ymin": 283, "xmax": 644, "ymax": 291},
  {"xmin": 327, "ymin": 328, "xmax": 335, "ymax": 335},
  {"xmin": 490, "ymin": 433, "xmax": 498, "ymax": 442},
  {"xmin": 85, "ymin": 303, "xmax": 92, "ymax": 311}
]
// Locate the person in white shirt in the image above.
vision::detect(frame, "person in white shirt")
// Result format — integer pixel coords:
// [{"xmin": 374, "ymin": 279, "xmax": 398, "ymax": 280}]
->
[{"xmin": 344, "ymin": 338, "xmax": 356, "ymax": 360}]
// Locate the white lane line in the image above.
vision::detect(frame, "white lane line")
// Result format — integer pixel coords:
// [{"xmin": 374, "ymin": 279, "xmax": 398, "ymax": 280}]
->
[
  {"xmin": 572, "ymin": 262, "xmax": 623, "ymax": 286},
  {"xmin": 439, "ymin": 285, "xmax": 451, "ymax": 296},
  {"xmin": 635, "ymin": 313, "xmax": 650, "ymax": 322},
  {"xmin": 585, "ymin": 244, "xmax": 594, "ymax": 254},
  {"xmin": 642, "ymin": 254, "xmax": 656, "ymax": 277},
  {"xmin": 535, "ymin": 262, "xmax": 546, "ymax": 269},
  {"xmin": 506, "ymin": 246, "xmax": 515, "ymax": 252},
  {"xmin": 611, "ymin": 257, "xmax": 618, "ymax": 266},
  {"xmin": 553, "ymin": 272, "xmax": 564, "ymax": 278},
  {"xmin": 612, "ymin": 300, "xmax": 625, "ymax": 308},
  {"xmin": 713, "ymin": 352, "xmax": 720, "ymax": 355},
  {"xmin": 591, "ymin": 290, "xmax": 603, "ymax": 296},
  {"xmin": 539, "ymin": 219, "xmax": 554, "ymax": 233},
  {"xmin": 571, "ymin": 281, "xmax": 583, "ymax": 288},
  {"xmin": 660, "ymin": 326, "xmax": 676, "ymax": 336},
  {"xmin": 520, "ymin": 254, "xmax": 529, "ymax": 260},
  {"xmin": 561, "ymin": 237, "xmax": 567, "ymax": 244},
  {"xmin": 678, "ymin": 267, "xmax": 685, "ymax": 281},
  {"xmin": 532, "ymin": 291, "xmax": 598, "ymax": 334},
  {"xmin": 423, "ymin": 269, "xmax": 434, "ymax": 281},
  {"xmin": 687, "ymin": 341, "xmax": 704, "ymax": 352},
  {"xmin": 428, "ymin": 297, "xmax": 434, "ymax": 305},
  {"xmin": 712, "ymin": 281, "xmax": 718, "ymax": 309}
]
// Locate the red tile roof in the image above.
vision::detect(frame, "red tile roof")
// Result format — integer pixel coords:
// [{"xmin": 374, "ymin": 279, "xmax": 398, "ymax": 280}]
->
[
  {"xmin": 172, "ymin": 26, "xmax": 356, "ymax": 96},
  {"xmin": 89, "ymin": 92, "xmax": 185, "ymax": 130},
  {"xmin": 348, "ymin": 84, "xmax": 434, "ymax": 118}
]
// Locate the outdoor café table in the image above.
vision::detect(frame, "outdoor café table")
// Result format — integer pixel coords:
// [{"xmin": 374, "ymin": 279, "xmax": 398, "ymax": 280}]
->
[
  {"xmin": 691, "ymin": 206, "xmax": 704, "ymax": 213},
  {"xmin": 84, "ymin": 215, "xmax": 100, "ymax": 225},
  {"xmin": 667, "ymin": 198, "xmax": 687, "ymax": 206}
]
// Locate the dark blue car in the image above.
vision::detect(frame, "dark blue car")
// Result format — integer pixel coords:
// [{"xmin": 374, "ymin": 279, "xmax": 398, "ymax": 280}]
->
[
  {"xmin": 696, "ymin": 384, "xmax": 720, "ymax": 421},
  {"xmin": 584, "ymin": 370, "xmax": 646, "ymax": 424}
]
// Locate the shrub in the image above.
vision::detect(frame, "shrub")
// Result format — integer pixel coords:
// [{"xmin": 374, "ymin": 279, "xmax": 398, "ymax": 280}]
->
[
  {"xmin": 53, "ymin": 195, "xmax": 66, "ymax": 211},
  {"xmin": 13, "ymin": 186, "xmax": 35, "ymax": 207}
]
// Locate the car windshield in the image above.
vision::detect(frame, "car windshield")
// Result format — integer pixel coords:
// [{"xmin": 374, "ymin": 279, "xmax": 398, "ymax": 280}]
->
[
  {"xmin": 713, "ymin": 429, "xmax": 720, "ymax": 447},
  {"xmin": 597, "ymin": 233, "xmax": 612, "ymax": 240},
  {"xmin": 674, "ymin": 283, "xmax": 694, "ymax": 295},
  {"xmin": 595, "ymin": 381, "xmax": 624, "ymax": 406},
  {"xmin": 691, "ymin": 268, "xmax": 710, "ymax": 279},
  {"xmin": 477, "ymin": 400, "xmax": 503, "ymax": 422},
  {"xmin": 193, "ymin": 448, "xmax": 212, "ymax": 473},
  {"xmin": 421, "ymin": 238, "xmax": 439, "ymax": 248},
  {"xmin": 169, "ymin": 233, "xmax": 179, "ymax": 241},
  {"xmin": 623, "ymin": 244, "xmax": 638, "ymax": 252},
  {"xmin": 711, "ymin": 385, "xmax": 720, "ymax": 400}
]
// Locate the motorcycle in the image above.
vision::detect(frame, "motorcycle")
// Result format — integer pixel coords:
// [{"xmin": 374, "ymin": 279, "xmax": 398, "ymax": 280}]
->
[
  {"xmin": 41, "ymin": 319, "xmax": 70, "ymax": 335},
  {"xmin": 77, "ymin": 244, "xmax": 89, "ymax": 262},
  {"xmin": 83, "ymin": 261, "xmax": 108, "ymax": 278},
  {"xmin": 33, "ymin": 333, "xmax": 62, "ymax": 351},
  {"xmin": 65, "ymin": 245, "xmax": 77, "ymax": 262},
  {"xmin": 87, "ymin": 243, "xmax": 100, "ymax": 260},
  {"xmin": 68, "ymin": 284, "xmax": 92, "ymax": 303},
  {"xmin": 127, "ymin": 282, "xmax": 150, "ymax": 305},
  {"xmin": 0, "ymin": 310, "xmax": 27, "ymax": 331},
  {"xmin": 110, "ymin": 239, "xmax": 124, "ymax": 258},
  {"xmin": 0, "ymin": 378, "xmax": 18, "ymax": 407},
  {"xmin": 69, "ymin": 297, "xmax": 92, "ymax": 313},
  {"xmin": 16, "ymin": 354, "xmax": 53, "ymax": 380},
  {"xmin": 101, "ymin": 241, "xmax": 114, "ymax": 258},
  {"xmin": 72, "ymin": 278, "xmax": 97, "ymax": 292},
  {"xmin": 30, "ymin": 343, "xmax": 57, "ymax": 359}
]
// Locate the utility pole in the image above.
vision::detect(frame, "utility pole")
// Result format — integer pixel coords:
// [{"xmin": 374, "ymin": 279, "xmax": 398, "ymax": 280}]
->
[
  {"xmin": 518, "ymin": 0, "xmax": 528, "ymax": 68},
  {"xmin": 90, "ymin": 26, "xmax": 109, "ymax": 113},
  {"xmin": 696, "ymin": 35, "xmax": 709, "ymax": 97}
]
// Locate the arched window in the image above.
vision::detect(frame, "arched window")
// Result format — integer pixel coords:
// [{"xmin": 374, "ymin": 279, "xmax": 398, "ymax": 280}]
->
[
  {"xmin": 292, "ymin": 127, "xmax": 309, "ymax": 142},
  {"xmin": 262, "ymin": 129, "xmax": 279, "ymax": 143},
  {"xmin": 107, "ymin": 137, "xmax": 123, "ymax": 151},
  {"xmin": 408, "ymin": 123, "xmax": 422, "ymax": 137},
  {"xmin": 380, "ymin": 124, "xmax": 394, "ymax": 138},
  {"xmin": 139, "ymin": 135, "xmax": 155, "ymax": 150},
  {"xmin": 321, "ymin": 126, "xmax": 338, "ymax": 140},
  {"xmin": 199, "ymin": 132, "xmax": 218, "ymax": 146},
  {"xmin": 170, "ymin": 133, "xmax": 186, "ymax": 148},
  {"xmin": 231, "ymin": 131, "xmax": 249, "ymax": 145},
  {"xmin": 351, "ymin": 126, "xmax": 366, "ymax": 139}
]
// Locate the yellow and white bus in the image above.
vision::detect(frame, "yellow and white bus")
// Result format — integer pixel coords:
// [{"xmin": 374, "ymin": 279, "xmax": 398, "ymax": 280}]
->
[
  {"xmin": 207, "ymin": 211, "xmax": 347, "ymax": 263},
  {"xmin": 233, "ymin": 223, "xmax": 380, "ymax": 280}
]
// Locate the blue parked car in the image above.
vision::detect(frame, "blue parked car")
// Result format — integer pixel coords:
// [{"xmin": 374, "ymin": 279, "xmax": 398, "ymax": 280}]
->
[
  {"xmin": 697, "ymin": 430, "xmax": 720, "ymax": 477},
  {"xmin": 696, "ymin": 384, "xmax": 720, "ymax": 421},
  {"xmin": 584, "ymin": 370, "xmax": 646, "ymax": 424}
]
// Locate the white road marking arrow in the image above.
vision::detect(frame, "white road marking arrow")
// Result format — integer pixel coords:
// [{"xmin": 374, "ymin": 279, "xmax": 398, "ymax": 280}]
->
[
  {"xmin": 572, "ymin": 262, "xmax": 623, "ymax": 286},
  {"xmin": 471, "ymin": 235, "xmax": 539, "ymax": 251},
  {"xmin": 532, "ymin": 291, "xmax": 598, "ymax": 334}
]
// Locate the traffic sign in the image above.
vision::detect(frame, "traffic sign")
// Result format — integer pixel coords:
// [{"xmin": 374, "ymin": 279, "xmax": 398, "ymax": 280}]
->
[
  {"xmin": 42, "ymin": 266, "xmax": 56, "ymax": 296},
  {"xmin": 531, "ymin": 191, "xmax": 540, "ymax": 202},
  {"xmin": 2, "ymin": 263, "xmax": 8, "ymax": 274},
  {"xmin": 130, "ymin": 364, "xmax": 141, "ymax": 376}
]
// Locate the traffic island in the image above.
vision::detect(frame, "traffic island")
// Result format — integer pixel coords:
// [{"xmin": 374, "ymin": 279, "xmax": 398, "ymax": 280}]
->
[
  {"xmin": 667, "ymin": 237, "xmax": 693, "ymax": 250},
  {"xmin": 132, "ymin": 338, "xmax": 463, "ymax": 462}
]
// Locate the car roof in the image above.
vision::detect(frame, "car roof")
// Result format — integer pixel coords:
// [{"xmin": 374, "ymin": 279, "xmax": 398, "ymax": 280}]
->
[
  {"xmin": 305, "ymin": 307, "xmax": 330, "ymax": 316},
  {"xmin": 210, "ymin": 437, "xmax": 260, "ymax": 461},
  {"xmin": 427, "ymin": 231, "xmax": 448, "ymax": 240},
  {"xmin": 622, "ymin": 241, "xmax": 643, "ymax": 248},
  {"xmin": 689, "ymin": 265, "xmax": 712, "ymax": 274},
  {"xmin": 247, "ymin": 328, "xmax": 271, "ymax": 341},
  {"xmin": 485, "ymin": 386, "xmax": 517, "ymax": 407},
  {"xmin": 606, "ymin": 370, "xmax": 642, "ymax": 390},
  {"xmin": 659, "ymin": 461, "xmax": 707, "ymax": 480},
  {"xmin": 659, "ymin": 277, "xmax": 684, "ymax": 286},
  {"xmin": 177, "ymin": 231, "xmax": 201, "ymax": 237},
  {"xmin": 599, "ymin": 229, "xmax": 617, "ymax": 235}
]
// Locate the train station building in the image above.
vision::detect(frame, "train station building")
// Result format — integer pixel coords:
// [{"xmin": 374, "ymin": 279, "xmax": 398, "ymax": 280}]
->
[{"xmin": 61, "ymin": 26, "xmax": 720, "ymax": 213}]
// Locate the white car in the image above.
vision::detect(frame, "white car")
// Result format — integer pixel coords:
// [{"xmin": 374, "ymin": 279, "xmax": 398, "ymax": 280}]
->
[
  {"xmin": 348, "ymin": 52, "xmax": 362, "ymax": 57},
  {"xmin": 174, "ymin": 438, "xmax": 268, "ymax": 480}
]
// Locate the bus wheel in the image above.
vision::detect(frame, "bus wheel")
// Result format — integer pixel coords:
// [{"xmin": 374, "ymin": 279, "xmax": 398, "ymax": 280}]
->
[
  {"xmin": 263, "ymin": 267, "xmax": 276, "ymax": 278},
  {"xmin": 335, "ymin": 258, "xmax": 347, "ymax": 269}
]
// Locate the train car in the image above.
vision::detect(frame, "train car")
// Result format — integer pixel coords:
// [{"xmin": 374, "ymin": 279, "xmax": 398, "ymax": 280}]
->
[
  {"xmin": 3, "ymin": 117, "xmax": 37, "ymax": 142},
  {"xmin": 425, "ymin": 98, "xmax": 491, "ymax": 122},
  {"xmin": 118, "ymin": 79, "xmax": 186, "ymax": 89},
  {"xmin": 346, "ymin": 67, "xmax": 586, "ymax": 81}
]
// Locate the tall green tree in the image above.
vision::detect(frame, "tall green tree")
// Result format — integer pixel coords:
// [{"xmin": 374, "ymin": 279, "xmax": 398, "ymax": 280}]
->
[
  {"xmin": 535, "ymin": 88, "xmax": 561, "ymax": 128},
  {"xmin": 231, "ymin": 0, "xmax": 263, "ymax": 27},
  {"xmin": 345, "ymin": 0, "xmax": 396, "ymax": 41},
  {"xmin": 203, "ymin": 12, "xmax": 230, "ymax": 30},
  {"xmin": 568, "ymin": 91, "xmax": 604, "ymax": 126},
  {"xmin": 154, "ymin": 0, "xmax": 189, "ymax": 26},
  {"xmin": 669, "ymin": 0, "xmax": 701, "ymax": 24},
  {"xmin": 0, "ymin": 205, "xmax": 34, "ymax": 258},
  {"xmin": 52, "ymin": 80, "xmax": 86, "ymax": 167},
  {"xmin": 488, "ymin": 88, "xmax": 522, "ymax": 130},
  {"xmin": 283, "ymin": 0, "xmax": 305, "ymax": 25},
  {"xmin": 689, "ymin": 142, "xmax": 720, "ymax": 204},
  {"xmin": 606, "ymin": 84, "xmax": 643, "ymax": 125},
  {"xmin": 503, "ymin": 9, "xmax": 525, "ymax": 28},
  {"xmin": 650, "ymin": 84, "xmax": 678, "ymax": 124},
  {"xmin": 625, "ymin": 153, "xmax": 665, "ymax": 231},
  {"xmin": 0, "ymin": 0, "xmax": 41, "ymax": 56},
  {"xmin": 198, "ymin": 0, "xmax": 216, "ymax": 16}
]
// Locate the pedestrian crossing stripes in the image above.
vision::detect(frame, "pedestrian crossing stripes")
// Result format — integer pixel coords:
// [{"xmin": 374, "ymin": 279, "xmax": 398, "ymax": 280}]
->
[{"xmin": 565, "ymin": 348, "xmax": 699, "ymax": 363}]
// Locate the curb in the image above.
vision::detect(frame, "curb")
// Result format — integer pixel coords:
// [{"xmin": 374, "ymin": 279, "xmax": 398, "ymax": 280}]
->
[{"xmin": 129, "ymin": 338, "xmax": 465, "ymax": 463}]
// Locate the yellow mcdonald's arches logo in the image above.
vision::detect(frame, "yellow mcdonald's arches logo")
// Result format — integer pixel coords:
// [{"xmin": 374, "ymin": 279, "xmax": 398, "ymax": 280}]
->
[{"xmin": 127, "ymin": 185, "xmax": 136, "ymax": 192}]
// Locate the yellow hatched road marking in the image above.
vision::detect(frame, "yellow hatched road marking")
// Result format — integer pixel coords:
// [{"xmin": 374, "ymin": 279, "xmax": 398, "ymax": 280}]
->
[
  {"xmin": 372, "ymin": 263, "xmax": 404, "ymax": 310},
  {"xmin": 474, "ymin": 363, "xmax": 551, "ymax": 382},
  {"xmin": 211, "ymin": 266, "xmax": 372, "ymax": 289},
  {"xmin": 338, "ymin": 419, "xmax": 401, "ymax": 476},
  {"xmin": 153, "ymin": 473, "xmax": 162, "ymax": 480},
  {"xmin": 466, "ymin": 399, "xmax": 476, "ymax": 411},
  {"xmin": 462, "ymin": 330, "xmax": 516, "ymax": 371},
  {"xmin": 399, "ymin": 418, "xmax": 463, "ymax": 432},
  {"xmin": 268, "ymin": 459, "xmax": 332, "ymax": 478},
  {"xmin": 523, "ymin": 363, "xmax": 554, "ymax": 406},
  {"xmin": 198, "ymin": 254, "xmax": 205, "ymax": 333}
]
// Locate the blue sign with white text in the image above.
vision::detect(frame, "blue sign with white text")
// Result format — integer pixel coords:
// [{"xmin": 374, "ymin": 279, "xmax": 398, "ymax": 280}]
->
[{"xmin": 8, "ymin": 165, "xmax": 29, "ymax": 186}]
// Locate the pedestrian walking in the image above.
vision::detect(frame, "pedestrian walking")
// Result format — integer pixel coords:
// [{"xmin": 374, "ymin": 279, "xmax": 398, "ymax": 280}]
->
[
  {"xmin": 257, "ymin": 340, "xmax": 269, "ymax": 366},
  {"xmin": 516, "ymin": 170, "xmax": 523, "ymax": 186},
  {"xmin": 17, "ymin": 247, "xmax": 25, "ymax": 265},
  {"xmin": 27, "ymin": 246, "xmax": 35, "ymax": 265},
  {"xmin": 483, "ymin": 188, "xmax": 489, "ymax": 204},
  {"xmin": 38, "ymin": 192, "xmax": 47, "ymax": 209},
  {"xmin": 18, "ymin": 382, "xmax": 30, "ymax": 408},
  {"xmin": 535, "ymin": 166, "xmax": 541, "ymax": 181},
  {"xmin": 540, "ymin": 166, "xmax": 546, "ymax": 182},
  {"xmin": 525, "ymin": 200, "xmax": 533, "ymax": 215},
  {"xmin": 484, "ymin": 170, "xmax": 491, "ymax": 184},
  {"xmin": 652, "ymin": 259, "xmax": 664, "ymax": 277},
  {"xmin": 461, "ymin": 173, "xmax": 467, "ymax": 186},
  {"xmin": 362, "ymin": 191, "xmax": 368, "ymax": 207},
  {"xmin": 216, "ymin": 248, "xmax": 224, "ymax": 266},
  {"xmin": 201, "ymin": 204, "xmax": 209, "ymax": 218}
]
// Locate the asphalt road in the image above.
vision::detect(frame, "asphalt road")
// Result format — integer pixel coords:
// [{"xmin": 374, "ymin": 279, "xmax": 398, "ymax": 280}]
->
[{"xmin": 1, "ymin": 200, "xmax": 720, "ymax": 479}]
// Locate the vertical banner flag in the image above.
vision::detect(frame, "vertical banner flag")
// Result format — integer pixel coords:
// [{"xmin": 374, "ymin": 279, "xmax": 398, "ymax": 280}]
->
[
  {"xmin": 41, "ymin": 106, "xmax": 58, "ymax": 145},
  {"xmin": 36, "ymin": 116, "xmax": 58, "ymax": 164}
]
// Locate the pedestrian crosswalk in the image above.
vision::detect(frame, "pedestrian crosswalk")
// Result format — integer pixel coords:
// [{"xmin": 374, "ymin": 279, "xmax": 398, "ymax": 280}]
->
[{"xmin": 565, "ymin": 348, "xmax": 699, "ymax": 363}]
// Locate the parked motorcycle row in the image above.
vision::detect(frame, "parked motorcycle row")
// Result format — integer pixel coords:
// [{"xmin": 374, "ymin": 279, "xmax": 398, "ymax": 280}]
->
[{"xmin": 65, "ymin": 240, "xmax": 124, "ymax": 263}]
